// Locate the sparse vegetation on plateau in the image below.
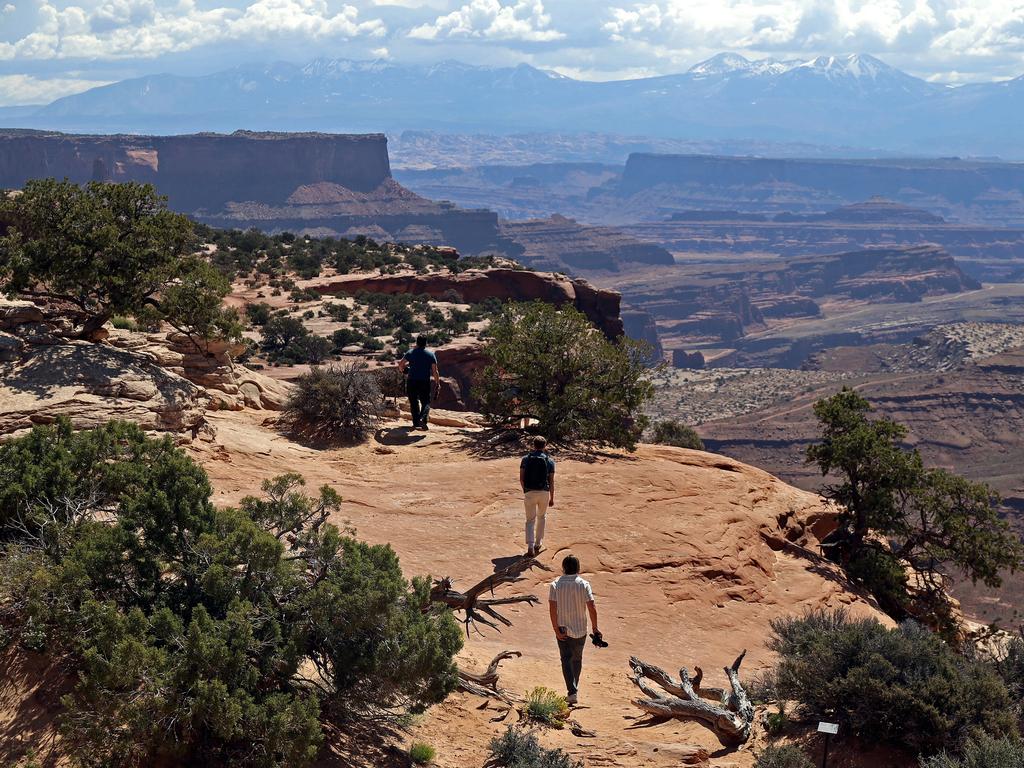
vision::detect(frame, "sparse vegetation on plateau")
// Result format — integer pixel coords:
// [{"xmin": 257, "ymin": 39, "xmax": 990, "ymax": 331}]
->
[
  {"xmin": 477, "ymin": 302, "xmax": 653, "ymax": 449},
  {"xmin": 0, "ymin": 419, "xmax": 463, "ymax": 767}
]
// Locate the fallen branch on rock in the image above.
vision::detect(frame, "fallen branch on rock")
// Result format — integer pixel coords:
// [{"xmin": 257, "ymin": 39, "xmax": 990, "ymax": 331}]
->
[
  {"xmin": 628, "ymin": 650, "xmax": 754, "ymax": 747},
  {"xmin": 431, "ymin": 557, "xmax": 549, "ymax": 634},
  {"xmin": 457, "ymin": 650, "xmax": 522, "ymax": 702}
]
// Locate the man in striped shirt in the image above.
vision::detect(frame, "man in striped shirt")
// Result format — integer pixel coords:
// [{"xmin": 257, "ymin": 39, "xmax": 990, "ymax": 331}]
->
[{"xmin": 548, "ymin": 554, "xmax": 600, "ymax": 706}]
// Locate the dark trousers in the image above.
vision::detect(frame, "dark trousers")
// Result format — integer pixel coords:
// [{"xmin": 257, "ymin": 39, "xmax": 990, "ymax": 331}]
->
[
  {"xmin": 407, "ymin": 379, "xmax": 432, "ymax": 426},
  {"xmin": 557, "ymin": 636, "xmax": 586, "ymax": 696}
]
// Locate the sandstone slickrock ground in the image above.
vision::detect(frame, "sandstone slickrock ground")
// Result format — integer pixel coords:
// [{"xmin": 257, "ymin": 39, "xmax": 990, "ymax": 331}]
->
[{"xmin": 190, "ymin": 410, "xmax": 892, "ymax": 768}]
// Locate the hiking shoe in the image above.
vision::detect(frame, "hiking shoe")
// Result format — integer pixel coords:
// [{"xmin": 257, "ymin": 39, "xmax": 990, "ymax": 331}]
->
[
  {"xmin": 525, "ymin": 547, "xmax": 535, "ymax": 558},
  {"xmin": 567, "ymin": 694, "xmax": 578, "ymax": 706},
  {"xmin": 533, "ymin": 543, "xmax": 544, "ymax": 556}
]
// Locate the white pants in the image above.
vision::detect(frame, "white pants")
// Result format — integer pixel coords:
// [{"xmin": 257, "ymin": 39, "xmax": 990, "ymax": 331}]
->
[{"xmin": 524, "ymin": 490, "xmax": 550, "ymax": 547}]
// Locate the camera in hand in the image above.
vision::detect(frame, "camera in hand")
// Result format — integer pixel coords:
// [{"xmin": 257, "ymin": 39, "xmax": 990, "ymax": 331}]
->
[{"xmin": 590, "ymin": 631, "xmax": 608, "ymax": 648}]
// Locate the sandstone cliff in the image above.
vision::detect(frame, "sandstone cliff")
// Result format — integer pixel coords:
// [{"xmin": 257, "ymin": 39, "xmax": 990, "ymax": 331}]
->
[
  {"xmin": 615, "ymin": 154, "xmax": 1024, "ymax": 224},
  {"xmin": 305, "ymin": 267, "xmax": 623, "ymax": 339},
  {"xmin": 0, "ymin": 130, "xmax": 519, "ymax": 255},
  {"xmin": 0, "ymin": 130, "xmax": 391, "ymax": 210}
]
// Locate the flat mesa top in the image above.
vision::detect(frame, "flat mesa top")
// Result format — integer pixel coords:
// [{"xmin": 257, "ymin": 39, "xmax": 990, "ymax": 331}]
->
[{"xmin": 0, "ymin": 129, "xmax": 388, "ymax": 141}]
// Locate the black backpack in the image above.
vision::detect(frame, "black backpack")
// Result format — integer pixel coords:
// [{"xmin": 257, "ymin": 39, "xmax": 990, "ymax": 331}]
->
[{"xmin": 523, "ymin": 453, "xmax": 550, "ymax": 490}]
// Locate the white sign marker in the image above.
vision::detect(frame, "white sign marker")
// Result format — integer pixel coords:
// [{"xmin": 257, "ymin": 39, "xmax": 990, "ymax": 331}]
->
[{"xmin": 818, "ymin": 722, "xmax": 839, "ymax": 735}]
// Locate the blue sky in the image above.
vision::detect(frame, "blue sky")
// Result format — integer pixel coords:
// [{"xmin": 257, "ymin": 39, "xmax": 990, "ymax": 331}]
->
[{"xmin": 1, "ymin": 0, "xmax": 1024, "ymax": 105}]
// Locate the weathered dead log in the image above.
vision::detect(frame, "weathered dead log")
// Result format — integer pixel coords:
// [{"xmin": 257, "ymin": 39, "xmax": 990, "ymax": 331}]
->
[
  {"xmin": 628, "ymin": 650, "xmax": 754, "ymax": 747},
  {"xmin": 431, "ymin": 557, "xmax": 550, "ymax": 634},
  {"xmin": 457, "ymin": 650, "xmax": 522, "ymax": 701}
]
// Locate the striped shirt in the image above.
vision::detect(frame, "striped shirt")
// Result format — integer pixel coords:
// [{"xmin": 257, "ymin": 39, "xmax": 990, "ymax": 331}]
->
[{"xmin": 549, "ymin": 575, "xmax": 594, "ymax": 639}]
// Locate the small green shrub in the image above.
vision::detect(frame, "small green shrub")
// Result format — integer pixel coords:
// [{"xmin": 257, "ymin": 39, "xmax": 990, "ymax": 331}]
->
[
  {"xmin": 768, "ymin": 609, "xmax": 1018, "ymax": 755},
  {"xmin": 920, "ymin": 735, "xmax": 1024, "ymax": 767},
  {"xmin": 524, "ymin": 687, "xmax": 570, "ymax": 728},
  {"xmin": 245, "ymin": 301, "xmax": 273, "ymax": 326},
  {"xmin": 487, "ymin": 727, "xmax": 581, "ymax": 768},
  {"xmin": 763, "ymin": 702, "xmax": 790, "ymax": 736},
  {"xmin": 756, "ymin": 745, "xmax": 814, "ymax": 768},
  {"xmin": 110, "ymin": 315, "xmax": 138, "ymax": 331},
  {"xmin": 993, "ymin": 634, "xmax": 1024, "ymax": 714},
  {"xmin": 651, "ymin": 420, "xmax": 704, "ymax": 450},
  {"xmin": 286, "ymin": 364, "xmax": 384, "ymax": 444},
  {"xmin": 409, "ymin": 741, "xmax": 436, "ymax": 765}
]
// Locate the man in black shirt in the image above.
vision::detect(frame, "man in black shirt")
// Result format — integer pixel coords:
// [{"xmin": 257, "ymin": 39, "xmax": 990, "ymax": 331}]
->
[
  {"xmin": 399, "ymin": 335, "xmax": 440, "ymax": 430},
  {"xmin": 519, "ymin": 436, "xmax": 555, "ymax": 557}
]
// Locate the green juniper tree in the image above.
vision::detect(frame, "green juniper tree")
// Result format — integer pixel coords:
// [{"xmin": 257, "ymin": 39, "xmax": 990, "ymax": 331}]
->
[
  {"xmin": 0, "ymin": 420, "xmax": 463, "ymax": 767},
  {"xmin": 807, "ymin": 388, "xmax": 1023, "ymax": 631},
  {"xmin": 0, "ymin": 179, "xmax": 239, "ymax": 347},
  {"xmin": 476, "ymin": 301, "xmax": 653, "ymax": 450}
]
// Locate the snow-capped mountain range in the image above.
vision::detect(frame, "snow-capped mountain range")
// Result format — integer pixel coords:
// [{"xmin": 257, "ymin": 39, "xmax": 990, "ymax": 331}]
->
[{"xmin": 3, "ymin": 53, "xmax": 1022, "ymax": 158}]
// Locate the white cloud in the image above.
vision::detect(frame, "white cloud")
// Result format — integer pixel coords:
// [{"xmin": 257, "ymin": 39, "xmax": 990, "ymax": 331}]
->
[
  {"xmin": 0, "ymin": 73, "xmax": 112, "ymax": 104},
  {"xmin": 409, "ymin": 0, "xmax": 565, "ymax": 42},
  {"xmin": 0, "ymin": 0, "xmax": 386, "ymax": 61},
  {"xmin": 598, "ymin": 0, "xmax": 1024, "ymax": 80},
  {"xmin": 2, "ymin": 3, "xmax": 15, "ymax": 12}
]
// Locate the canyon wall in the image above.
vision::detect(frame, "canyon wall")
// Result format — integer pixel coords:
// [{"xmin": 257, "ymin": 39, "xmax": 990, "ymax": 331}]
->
[
  {"xmin": 0, "ymin": 130, "xmax": 392, "ymax": 210},
  {"xmin": 619, "ymin": 154, "xmax": 1024, "ymax": 203},
  {"xmin": 612, "ymin": 154, "xmax": 1024, "ymax": 226}
]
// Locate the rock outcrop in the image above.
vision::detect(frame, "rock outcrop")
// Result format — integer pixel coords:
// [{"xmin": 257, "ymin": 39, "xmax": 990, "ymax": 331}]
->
[
  {"xmin": 288, "ymin": 266, "xmax": 625, "ymax": 408},
  {"xmin": 179, "ymin": 411, "xmax": 894, "ymax": 767},
  {"xmin": 307, "ymin": 268, "xmax": 624, "ymax": 339},
  {"xmin": 107, "ymin": 330, "xmax": 290, "ymax": 412},
  {"xmin": 621, "ymin": 306, "xmax": 665, "ymax": 363},
  {"xmin": 0, "ymin": 298, "xmax": 290, "ymax": 438}
]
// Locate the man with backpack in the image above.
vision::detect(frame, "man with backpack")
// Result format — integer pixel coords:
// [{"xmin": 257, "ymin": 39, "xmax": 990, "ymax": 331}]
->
[
  {"xmin": 398, "ymin": 335, "xmax": 440, "ymax": 430},
  {"xmin": 520, "ymin": 436, "xmax": 555, "ymax": 557}
]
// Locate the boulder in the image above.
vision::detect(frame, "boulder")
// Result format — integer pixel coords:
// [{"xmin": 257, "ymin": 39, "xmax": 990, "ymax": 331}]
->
[
  {"xmin": 107, "ymin": 329, "xmax": 291, "ymax": 411},
  {"xmin": 672, "ymin": 349, "xmax": 706, "ymax": 369},
  {"xmin": 0, "ymin": 341, "xmax": 209, "ymax": 437}
]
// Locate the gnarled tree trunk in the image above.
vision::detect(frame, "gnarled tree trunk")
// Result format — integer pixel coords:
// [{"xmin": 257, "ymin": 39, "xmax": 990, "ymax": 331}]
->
[
  {"xmin": 628, "ymin": 650, "xmax": 754, "ymax": 747},
  {"xmin": 457, "ymin": 650, "xmax": 521, "ymax": 701},
  {"xmin": 430, "ymin": 557, "xmax": 550, "ymax": 634}
]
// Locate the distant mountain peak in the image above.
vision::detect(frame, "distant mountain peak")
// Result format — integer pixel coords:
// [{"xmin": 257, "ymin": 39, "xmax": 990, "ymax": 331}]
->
[
  {"xmin": 796, "ymin": 53, "xmax": 895, "ymax": 79},
  {"xmin": 688, "ymin": 52, "xmax": 753, "ymax": 76}
]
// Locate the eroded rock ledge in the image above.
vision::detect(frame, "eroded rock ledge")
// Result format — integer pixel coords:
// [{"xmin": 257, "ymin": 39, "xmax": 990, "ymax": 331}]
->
[{"xmin": 0, "ymin": 299, "xmax": 290, "ymax": 439}]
